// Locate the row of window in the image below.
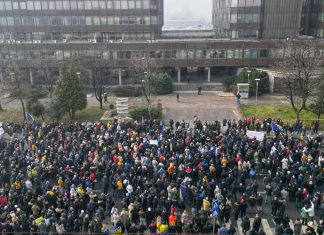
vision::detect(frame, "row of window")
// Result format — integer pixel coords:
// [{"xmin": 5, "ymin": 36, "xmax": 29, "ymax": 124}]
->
[
  {"xmin": 230, "ymin": 13, "xmax": 261, "ymax": 24},
  {"xmin": 0, "ymin": 16, "xmax": 157, "ymax": 26},
  {"xmin": 0, "ymin": 0, "xmax": 156, "ymax": 11},
  {"xmin": 0, "ymin": 48, "xmax": 277, "ymax": 60},
  {"xmin": 231, "ymin": 0, "xmax": 262, "ymax": 7},
  {"xmin": 0, "ymin": 31, "xmax": 154, "ymax": 41}
]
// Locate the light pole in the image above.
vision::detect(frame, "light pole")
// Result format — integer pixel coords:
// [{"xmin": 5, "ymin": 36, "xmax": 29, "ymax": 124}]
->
[
  {"xmin": 255, "ymin": 78, "xmax": 260, "ymax": 105},
  {"xmin": 247, "ymin": 70, "xmax": 251, "ymax": 84}
]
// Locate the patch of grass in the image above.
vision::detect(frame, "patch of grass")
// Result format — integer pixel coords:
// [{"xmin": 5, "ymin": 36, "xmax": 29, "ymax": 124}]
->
[
  {"xmin": 0, "ymin": 107, "xmax": 25, "ymax": 123},
  {"xmin": 0, "ymin": 106, "xmax": 106, "ymax": 124},
  {"xmin": 241, "ymin": 104, "xmax": 320, "ymax": 127}
]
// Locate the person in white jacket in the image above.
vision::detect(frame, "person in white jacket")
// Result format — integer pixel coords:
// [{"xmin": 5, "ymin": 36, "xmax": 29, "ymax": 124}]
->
[{"xmin": 305, "ymin": 201, "xmax": 315, "ymax": 221}]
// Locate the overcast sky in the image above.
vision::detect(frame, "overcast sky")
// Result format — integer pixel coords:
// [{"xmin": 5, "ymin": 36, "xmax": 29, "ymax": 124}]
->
[{"xmin": 164, "ymin": 0, "xmax": 212, "ymax": 21}]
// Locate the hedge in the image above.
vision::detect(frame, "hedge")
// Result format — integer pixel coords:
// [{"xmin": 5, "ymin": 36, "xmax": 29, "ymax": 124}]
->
[
  {"xmin": 130, "ymin": 106, "xmax": 162, "ymax": 121},
  {"xmin": 112, "ymin": 86, "xmax": 142, "ymax": 97}
]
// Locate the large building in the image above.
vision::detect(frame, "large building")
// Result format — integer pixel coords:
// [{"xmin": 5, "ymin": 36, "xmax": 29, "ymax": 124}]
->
[
  {"xmin": 0, "ymin": 0, "xmax": 322, "ymax": 85},
  {"xmin": 0, "ymin": 0, "xmax": 164, "ymax": 43},
  {"xmin": 212, "ymin": 0, "xmax": 323, "ymax": 39}
]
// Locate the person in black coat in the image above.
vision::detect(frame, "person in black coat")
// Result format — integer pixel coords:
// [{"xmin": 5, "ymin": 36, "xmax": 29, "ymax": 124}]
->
[
  {"xmin": 242, "ymin": 216, "xmax": 250, "ymax": 235},
  {"xmin": 253, "ymin": 214, "xmax": 261, "ymax": 231}
]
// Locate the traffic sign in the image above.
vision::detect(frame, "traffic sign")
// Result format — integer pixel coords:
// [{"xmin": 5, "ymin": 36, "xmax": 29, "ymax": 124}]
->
[{"xmin": 212, "ymin": 200, "xmax": 219, "ymax": 217}]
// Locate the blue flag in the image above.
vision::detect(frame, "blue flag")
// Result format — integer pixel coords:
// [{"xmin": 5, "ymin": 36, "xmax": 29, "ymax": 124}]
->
[
  {"xmin": 25, "ymin": 112, "xmax": 34, "ymax": 121},
  {"xmin": 179, "ymin": 184, "xmax": 187, "ymax": 201},
  {"xmin": 271, "ymin": 122, "xmax": 282, "ymax": 132}
]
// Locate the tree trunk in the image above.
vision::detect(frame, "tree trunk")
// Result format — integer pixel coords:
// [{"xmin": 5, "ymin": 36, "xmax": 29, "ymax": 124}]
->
[
  {"xmin": 71, "ymin": 110, "xmax": 76, "ymax": 120},
  {"xmin": 20, "ymin": 97, "xmax": 26, "ymax": 121},
  {"xmin": 0, "ymin": 101, "xmax": 3, "ymax": 111},
  {"xmin": 296, "ymin": 111, "xmax": 300, "ymax": 121},
  {"xmin": 99, "ymin": 99, "xmax": 103, "ymax": 109}
]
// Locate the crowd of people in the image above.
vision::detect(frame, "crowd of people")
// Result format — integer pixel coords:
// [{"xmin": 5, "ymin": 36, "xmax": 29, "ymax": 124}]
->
[{"xmin": 0, "ymin": 117, "xmax": 323, "ymax": 235}]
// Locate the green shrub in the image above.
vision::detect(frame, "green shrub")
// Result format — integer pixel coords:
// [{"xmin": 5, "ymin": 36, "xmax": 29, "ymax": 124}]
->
[
  {"xmin": 112, "ymin": 86, "xmax": 142, "ymax": 97},
  {"xmin": 221, "ymin": 76, "xmax": 236, "ymax": 92},
  {"xmin": 151, "ymin": 73, "xmax": 173, "ymax": 95},
  {"xmin": 237, "ymin": 68, "xmax": 270, "ymax": 95},
  {"xmin": 130, "ymin": 106, "xmax": 162, "ymax": 120}
]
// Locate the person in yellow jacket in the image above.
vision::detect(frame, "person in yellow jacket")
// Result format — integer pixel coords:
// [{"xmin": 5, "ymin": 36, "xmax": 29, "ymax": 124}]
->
[
  {"xmin": 117, "ymin": 179, "xmax": 123, "ymax": 196},
  {"xmin": 167, "ymin": 163, "xmax": 175, "ymax": 175},
  {"xmin": 203, "ymin": 197, "xmax": 211, "ymax": 212}
]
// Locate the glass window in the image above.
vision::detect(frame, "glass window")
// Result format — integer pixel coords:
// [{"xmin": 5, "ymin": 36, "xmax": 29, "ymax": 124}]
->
[
  {"xmin": 150, "ymin": 0, "xmax": 157, "ymax": 9},
  {"xmin": 121, "ymin": 17, "xmax": 128, "ymax": 24},
  {"xmin": 231, "ymin": 14, "xmax": 237, "ymax": 23},
  {"xmin": 63, "ymin": 1, "xmax": 70, "ymax": 9},
  {"xmin": 114, "ymin": 16, "xmax": 120, "ymax": 24},
  {"xmin": 34, "ymin": 1, "xmax": 41, "ymax": 10},
  {"xmin": 64, "ymin": 16, "xmax": 72, "ymax": 25},
  {"xmin": 92, "ymin": 0, "xmax": 99, "ymax": 9},
  {"xmin": 246, "ymin": 0, "xmax": 253, "ymax": 6},
  {"xmin": 0, "ymin": 2, "xmax": 4, "ymax": 10},
  {"xmin": 227, "ymin": 50, "xmax": 234, "ymax": 59},
  {"xmin": 238, "ymin": 0, "xmax": 245, "ymax": 6},
  {"xmin": 5, "ymin": 1, "xmax": 12, "ymax": 10},
  {"xmin": 26, "ymin": 1, "xmax": 34, "ymax": 10},
  {"xmin": 71, "ymin": 16, "xmax": 78, "ymax": 25},
  {"xmin": 0, "ymin": 17, "xmax": 7, "ymax": 26},
  {"xmin": 86, "ymin": 16, "xmax": 92, "ymax": 25},
  {"xmin": 78, "ymin": 1, "xmax": 84, "ymax": 9},
  {"xmin": 115, "ymin": 0, "xmax": 121, "ymax": 9},
  {"xmin": 107, "ymin": 0, "xmax": 113, "ymax": 8},
  {"xmin": 37, "ymin": 16, "xmax": 49, "ymax": 25},
  {"xmin": 93, "ymin": 17, "xmax": 100, "ymax": 25},
  {"xmin": 231, "ymin": 0, "xmax": 238, "ymax": 7},
  {"xmin": 151, "ymin": 16, "xmax": 157, "ymax": 24},
  {"xmin": 14, "ymin": 17, "xmax": 21, "ymax": 25},
  {"xmin": 49, "ymin": 1, "xmax": 55, "ymax": 9},
  {"xmin": 7, "ymin": 17, "xmax": 14, "ymax": 26},
  {"xmin": 28, "ymin": 17, "xmax": 35, "ymax": 25},
  {"xmin": 41, "ymin": 1, "xmax": 48, "ymax": 9},
  {"xmin": 234, "ymin": 49, "xmax": 242, "ymax": 59},
  {"xmin": 20, "ymin": 1, "xmax": 27, "ymax": 9},
  {"xmin": 99, "ymin": 1, "xmax": 106, "ymax": 8},
  {"xmin": 84, "ymin": 1, "xmax": 92, "ymax": 9},
  {"xmin": 79, "ymin": 16, "xmax": 86, "ymax": 24},
  {"xmin": 143, "ymin": 0, "xmax": 149, "ymax": 9},
  {"xmin": 13, "ymin": 1, "xmax": 19, "ymax": 10},
  {"xmin": 254, "ymin": 0, "xmax": 261, "ymax": 6},
  {"xmin": 145, "ymin": 16, "xmax": 150, "ymax": 24},
  {"xmin": 121, "ymin": 0, "xmax": 127, "ymax": 9},
  {"xmin": 260, "ymin": 49, "xmax": 268, "ymax": 58},
  {"xmin": 128, "ymin": 17, "xmax": 136, "ymax": 24},
  {"xmin": 100, "ymin": 17, "xmax": 107, "ymax": 25},
  {"xmin": 56, "ymin": 1, "xmax": 63, "ymax": 9},
  {"xmin": 128, "ymin": 0, "xmax": 135, "ymax": 8},
  {"xmin": 107, "ymin": 17, "xmax": 114, "ymax": 24},
  {"xmin": 188, "ymin": 50, "xmax": 194, "ymax": 59},
  {"xmin": 70, "ymin": 1, "xmax": 77, "ymax": 9},
  {"xmin": 135, "ymin": 0, "xmax": 141, "ymax": 8}
]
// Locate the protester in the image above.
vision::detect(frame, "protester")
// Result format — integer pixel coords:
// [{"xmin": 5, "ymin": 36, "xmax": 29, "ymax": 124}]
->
[{"xmin": 0, "ymin": 116, "xmax": 322, "ymax": 235}]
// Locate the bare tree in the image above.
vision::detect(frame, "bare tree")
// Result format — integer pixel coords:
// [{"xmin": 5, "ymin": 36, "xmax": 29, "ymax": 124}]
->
[
  {"xmin": 91, "ymin": 67, "xmax": 110, "ymax": 109},
  {"xmin": 276, "ymin": 39, "xmax": 324, "ymax": 121},
  {"xmin": 3, "ymin": 61, "xmax": 28, "ymax": 120},
  {"xmin": 41, "ymin": 57, "xmax": 57, "ymax": 102}
]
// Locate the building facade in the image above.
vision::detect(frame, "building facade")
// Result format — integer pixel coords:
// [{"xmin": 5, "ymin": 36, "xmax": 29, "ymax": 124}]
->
[
  {"xmin": 212, "ymin": 0, "xmax": 315, "ymax": 39},
  {"xmin": 0, "ymin": 0, "xmax": 164, "ymax": 43}
]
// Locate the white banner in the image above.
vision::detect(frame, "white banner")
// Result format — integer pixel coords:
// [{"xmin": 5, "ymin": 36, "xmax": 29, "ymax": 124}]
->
[
  {"xmin": 246, "ymin": 130, "xmax": 265, "ymax": 142},
  {"xmin": 149, "ymin": 140, "xmax": 158, "ymax": 145},
  {"xmin": 0, "ymin": 127, "xmax": 4, "ymax": 139}
]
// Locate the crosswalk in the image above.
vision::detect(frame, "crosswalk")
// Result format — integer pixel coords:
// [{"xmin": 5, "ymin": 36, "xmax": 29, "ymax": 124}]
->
[{"xmin": 226, "ymin": 217, "xmax": 319, "ymax": 235}]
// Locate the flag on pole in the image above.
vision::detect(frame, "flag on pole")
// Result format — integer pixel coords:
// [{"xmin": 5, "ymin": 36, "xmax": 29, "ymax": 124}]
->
[
  {"xmin": 179, "ymin": 184, "xmax": 187, "ymax": 201},
  {"xmin": 271, "ymin": 122, "xmax": 282, "ymax": 132},
  {"xmin": 25, "ymin": 112, "xmax": 34, "ymax": 121}
]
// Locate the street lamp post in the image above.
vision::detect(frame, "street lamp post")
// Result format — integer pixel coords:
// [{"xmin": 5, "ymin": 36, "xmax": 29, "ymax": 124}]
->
[
  {"xmin": 255, "ymin": 78, "xmax": 260, "ymax": 105},
  {"xmin": 247, "ymin": 70, "xmax": 251, "ymax": 84}
]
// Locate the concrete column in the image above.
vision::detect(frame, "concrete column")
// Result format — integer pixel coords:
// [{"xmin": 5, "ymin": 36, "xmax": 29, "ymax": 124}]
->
[
  {"xmin": 118, "ymin": 68, "xmax": 122, "ymax": 86},
  {"xmin": 29, "ymin": 68, "xmax": 34, "ymax": 85},
  {"xmin": 207, "ymin": 67, "xmax": 211, "ymax": 83},
  {"xmin": 176, "ymin": 67, "xmax": 181, "ymax": 82},
  {"xmin": 0, "ymin": 68, "xmax": 3, "ymax": 82}
]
